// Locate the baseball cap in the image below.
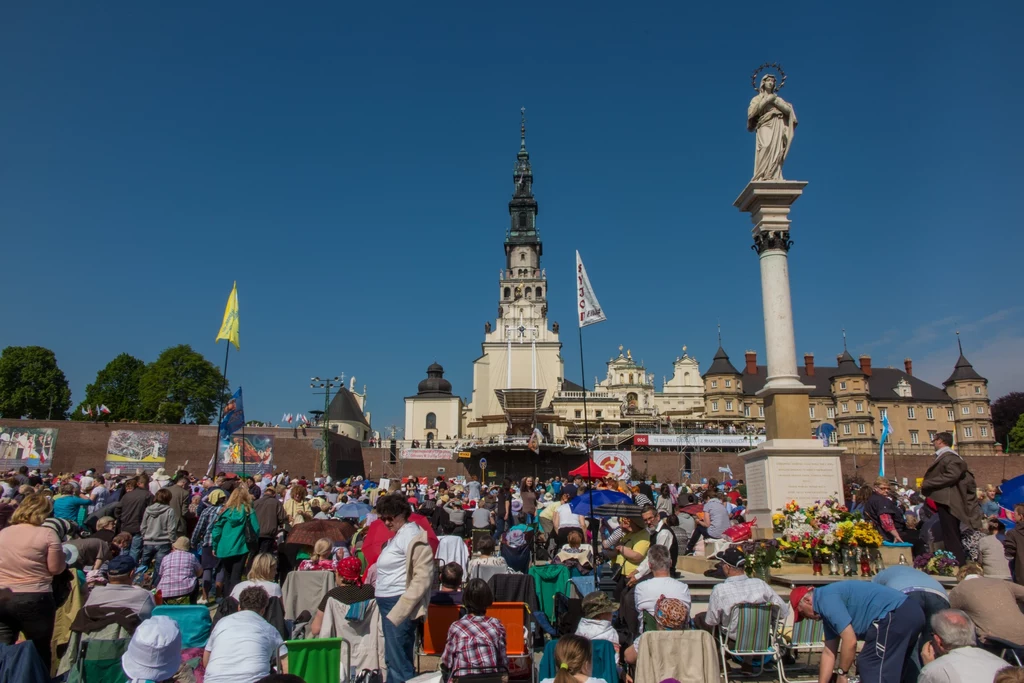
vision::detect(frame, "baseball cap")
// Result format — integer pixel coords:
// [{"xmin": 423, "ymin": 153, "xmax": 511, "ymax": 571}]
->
[
  {"xmin": 790, "ymin": 585, "xmax": 813, "ymax": 621},
  {"xmin": 107, "ymin": 554, "xmax": 137, "ymax": 576}
]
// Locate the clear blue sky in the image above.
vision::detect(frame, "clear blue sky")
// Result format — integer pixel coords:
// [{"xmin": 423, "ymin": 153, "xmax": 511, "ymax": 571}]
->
[{"xmin": 3, "ymin": 3, "xmax": 1022, "ymax": 431}]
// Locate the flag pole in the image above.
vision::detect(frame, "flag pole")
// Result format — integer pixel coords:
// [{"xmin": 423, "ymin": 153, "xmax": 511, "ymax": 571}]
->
[
  {"xmin": 240, "ymin": 391, "xmax": 246, "ymax": 481},
  {"xmin": 210, "ymin": 343, "xmax": 230, "ymax": 478},
  {"xmin": 578, "ymin": 324, "xmax": 598, "ymax": 564}
]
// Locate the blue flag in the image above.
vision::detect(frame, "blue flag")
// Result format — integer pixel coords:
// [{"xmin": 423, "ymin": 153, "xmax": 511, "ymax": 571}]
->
[
  {"xmin": 220, "ymin": 387, "xmax": 245, "ymax": 437},
  {"xmin": 879, "ymin": 412, "xmax": 892, "ymax": 477},
  {"xmin": 816, "ymin": 423, "xmax": 835, "ymax": 447}
]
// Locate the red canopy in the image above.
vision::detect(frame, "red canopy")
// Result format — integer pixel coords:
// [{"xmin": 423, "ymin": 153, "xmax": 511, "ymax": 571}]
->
[{"xmin": 569, "ymin": 460, "xmax": 611, "ymax": 480}]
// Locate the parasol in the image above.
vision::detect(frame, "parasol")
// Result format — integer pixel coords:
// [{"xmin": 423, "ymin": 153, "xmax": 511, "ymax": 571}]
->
[
  {"xmin": 593, "ymin": 502, "xmax": 645, "ymax": 518},
  {"xmin": 570, "ymin": 490, "xmax": 633, "ymax": 516},
  {"xmin": 334, "ymin": 502, "xmax": 373, "ymax": 519},
  {"xmin": 569, "ymin": 460, "xmax": 611, "ymax": 480},
  {"xmin": 286, "ymin": 519, "xmax": 355, "ymax": 547}
]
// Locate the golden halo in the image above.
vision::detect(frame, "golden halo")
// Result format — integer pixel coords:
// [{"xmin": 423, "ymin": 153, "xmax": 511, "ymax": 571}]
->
[{"xmin": 751, "ymin": 62, "xmax": 787, "ymax": 91}]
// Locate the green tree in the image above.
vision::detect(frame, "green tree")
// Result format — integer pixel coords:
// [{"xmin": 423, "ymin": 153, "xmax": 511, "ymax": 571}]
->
[
  {"xmin": 139, "ymin": 345, "xmax": 227, "ymax": 425},
  {"xmin": 992, "ymin": 392, "xmax": 1024, "ymax": 447},
  {"xmin": 72, "ymin": 353, "xmax": 147, "ymax": 422},
  {"xmin": 1009, "ymin": 414, "xmax": 1024, "ymax": 453},
  {"xmin": 0, "ymin": 346, "xmax": 73, "ymax": 419}
]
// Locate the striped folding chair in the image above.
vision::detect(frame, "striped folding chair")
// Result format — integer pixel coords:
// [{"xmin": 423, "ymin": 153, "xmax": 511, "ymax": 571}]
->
[
  {"xmin": 715, "ymin": 603, "xmax": 782, "ymax": 683},
  {"xmin": 778, "ymin": 618, "xmax": 824, "ymax": 683}
]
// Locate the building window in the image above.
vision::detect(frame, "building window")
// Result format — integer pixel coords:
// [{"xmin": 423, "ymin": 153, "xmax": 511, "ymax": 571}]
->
[
  {"xmin": 879, "ymin": 407, "xmax": 888, "ymax": 419},
  {"xmin": 948, "ymin": 409, "xmax": 955, "ymax": 421},
  {"xmin": 975, "ymin": 386, "xmax": 981, "ymax": 394},
  {"xmin": 536, "ymin": 287, "xmax": 542, "ymax": 298},
  {"xmin": 911, "ymin": 430, "xmax": 919, "ymax": 445},
  {"xmin": 841, "ymin": 402, "xmax": 849, "ymax": 413},
  {"xmin": 725, "ymin": 380, "xmax": 732, "ymax": 388},
  {"xmin": 977, "ymin": 406, "xmax": 985, "ymax": 414},
  {"xmin": 926, "ymin": 407, "xmax": 934, "ymax": 420},
  {"xmin": 962, "ymin": 406, "xmax": 970, "ymax": 415},
  {"xmin": 330, "ymin": 424, "xmax": 338, "ymax": 433},
  {"xmin": 843, "ymin": 424, "xmax": 851, "ymax": 435},
  {"xmin": 726, "ymin": 400, "xmax": 733, "ymax": 411},
  {"xmin": 830, "ymin": 431, "xmax": 838, "ymax": 445},
  {"xmin": 595, "ymin": 410, "xmax": 602, "ymax": 418},
  {"xmin": 858, "ymin": 423, "xmax": 866, "ymax": 434},
  {"xmin": 425, "ymin": 412, "xmax": 436, "ymax": 429},
  {"xmin": 981, "ymin": 426, "xmax": 989, "ymax": 437},
  {"xmin": 744, "ymin": 405, "xmax": 751, "ymax": 417},
  {"xmin": 827, "ymin": 407, "xmax": 836, "ymax": 419},
  {"xmin": 503, "ymin": 287, "xmax": 511, "ymax": 299},
  {"xmin": 574, "ymin": 410, "xmax": 582, "ymax": 419},
  {"xmin": 519, "ymin": 213, "xmax": 527, "ymax": 228},
  {"xmin": 712, "ymin": 401, "xmax": 719, "ymax": 412},
  {"xmin": 856, "ymin": 401, "xmax": 864, "ymax": 412},
  {"xmin": 928, "ymin": 430, "xmax": 936, "ymax": 442},
  {"xmin": 840, "ymin": 381, "xmax": 847, "ymax": 390},
  {"xmin": 711, "ymin": 380, "xmax": 718, "ymax": 388},
  {"xmin": 809, "ymin": 406, "xmax": 816, "ymax": 419},
  {"xmin": 964, "ymin": 426, "xmax": 973, "ymax": 438},
  {"xmin": 758, "ymin": 406, "xmax": 765, "ymax": 418},
  {"xmin": 907, "ymin": 407, "xmax": 916, "ymax": 419}
]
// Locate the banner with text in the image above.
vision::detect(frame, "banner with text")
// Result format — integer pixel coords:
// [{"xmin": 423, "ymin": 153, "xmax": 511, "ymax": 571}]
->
[
  {"xmin": 593, "ymin": 450, "xmax": 632, "ymax": 480},
  {"xmin": 633, "ymin": 434, "xmax": 767, "ymax": 448},
  {"xmin": 402, "ymin": 448, "xmax": 453, "ymax": 460}
]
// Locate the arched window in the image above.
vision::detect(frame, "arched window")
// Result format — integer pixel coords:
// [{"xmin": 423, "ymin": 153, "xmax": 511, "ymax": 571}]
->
[
  {"xmin": 536, "ymin": 287, "xmax": 542, "ymax": 298},
  {"xmin": 619, "ymin": 374, "xmax": 624, "ymax": 383},
  {"xmin": 425, "ymin": 412, "xmax": 436, "ymax": 429},
  {"xmin": 520, "ymin": 252, "xmax": 526, "ymax": 262},
  {"xmin": 504, "ymin": 287, "xmax": 511, "ymax": 299},
  {"xmin": 629, "ymin": 373, "xmax": 634, "ymax": 384},
  {"xmin": 525, "ymin": 287, "xmax": 532, "ymax": 299}
]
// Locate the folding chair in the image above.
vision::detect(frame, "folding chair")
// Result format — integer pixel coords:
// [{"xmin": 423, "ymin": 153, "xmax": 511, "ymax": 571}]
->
[
  {"xmin": 538, "ymin": 639, "xmax": 617, "ymax": 683},
  {"xmin": 715, "ymin": 603, "xmax": 782, "ymax": 683},
  {"xmin": 778, "ymin": 618, "xmax": 824, "ymax": 683},
  {"xmin": 982, "ymin": 635, "xmax": 1024, "ymax": 667},
  {"xmin": 280, "ymin": 637, "xmax": 351, "ymax": 683},
  {"xmin": 485, "ymin": 602, "xmax": 534, "ymax": 683},
  {"xmin": 151, "ymin": 605, "xmax": 212, "ymax": 649},
  {"xmin": 642, "ymin": 610, "xmax": 660, "ymax": 634},
  {"xmin": 450, "ymin": 666, "xmax": 510, "ymax": 683},
  {"xmin": 416, "ymin": 603, "xmax": 463, "ymax": 673}
]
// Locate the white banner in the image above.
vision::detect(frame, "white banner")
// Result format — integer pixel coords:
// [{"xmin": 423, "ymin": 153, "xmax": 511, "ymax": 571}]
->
[
  {"xmin": 576, "ymin": 250, "xmax": 606, "ymax": 328},
  {"xmin": 633, "ymin": 434, "xmax": 767, "ymax": 448},
  {"xmin": 401, "ymin": 448, "xmax": 453, "ymax": 460},
  {"xmin": 593, "ymin": 450, "xmax": 632, "ymax": 481}
]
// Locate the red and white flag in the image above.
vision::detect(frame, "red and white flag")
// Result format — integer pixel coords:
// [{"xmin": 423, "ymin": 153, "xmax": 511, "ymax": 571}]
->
[
  {"xmin": 298, "ymin": 414, "xmax": 309, "ymax": 425},
  {"xmin": 99, "ymin": 405, "xmax": 111, "ymax": 415}
]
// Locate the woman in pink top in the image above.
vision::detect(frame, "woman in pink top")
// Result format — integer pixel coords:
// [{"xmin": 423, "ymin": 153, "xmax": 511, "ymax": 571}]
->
[{"xmin": 0, "ymin": 493, "xmax": 67, "ymax": 669}]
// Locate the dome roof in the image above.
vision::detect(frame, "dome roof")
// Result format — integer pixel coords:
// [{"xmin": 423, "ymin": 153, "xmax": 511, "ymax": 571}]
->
[{"xmin": 417, "ymin": 362, "xmax": 453, "ymax": 396}]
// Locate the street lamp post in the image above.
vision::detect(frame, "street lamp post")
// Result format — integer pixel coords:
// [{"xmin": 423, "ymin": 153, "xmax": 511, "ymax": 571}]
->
[{"xmin": 310, "ymin": 375, "xmax": 344, "ymax": 478}]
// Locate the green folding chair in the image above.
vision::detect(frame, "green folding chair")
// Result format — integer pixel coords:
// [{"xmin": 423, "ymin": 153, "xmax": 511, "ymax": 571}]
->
[
  {"xmin": 715, "ymin": 603, "xmax": 782, "ymax": 683},
  {"xmin": 778, "ymin": 618, "xmax": 824, "ymax": 683},
  {"xmin": 281, "ymin": 637, "xmax": 351, "ymax": 683},
  {"xmin": 66, "ymin": 637, "xmax": 131, "ymax": 683}
]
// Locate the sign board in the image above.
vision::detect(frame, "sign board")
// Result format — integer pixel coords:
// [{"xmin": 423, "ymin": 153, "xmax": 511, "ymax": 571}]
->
[
  {"xmin": 915, "ymin": 477, "xmax": 923, "ymax": 490},
  {"xmin": 487, "ymin": 471, "xmax": 497, "ymax": 478},
  {"xmin": 592, "ymin": 450, "xmax": 631, "ymax": 480},
  {"xmin": 401, "ymin": 448, "xmax": 453, "ymax": 460},
  {"xmin": 458, "ymin": 451, "xmax": 472, "ymax": 459},
  {"xmin": 479, "ymin": 457, "xmax": 487, "ymax": 469},
  {"xmin": 378, "ymin": 478, "xmax": 391, "ymax": 492},
  {"xmin": 633, "ymin": 434, "xmax": 767, "ymax": 448}
]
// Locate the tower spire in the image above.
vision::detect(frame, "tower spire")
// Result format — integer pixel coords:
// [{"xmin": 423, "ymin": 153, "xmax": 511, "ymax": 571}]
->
[
  {"xmin": 842, "ymin": 327, "xmax": 847, "ymax": 351},
  {"xmin": 520, "ymin": 106, "xmax": 527, "ymax": 152},
  {"xmin": 956, "ymin": 328, "xmax": 963, "ymax": 355},
  {"xmin": 717, "ymin": 321, "xmax": 722, "ymax": 347}
]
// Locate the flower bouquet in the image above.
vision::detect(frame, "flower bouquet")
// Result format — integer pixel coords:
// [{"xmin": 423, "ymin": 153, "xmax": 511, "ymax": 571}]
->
[
  {"xmin": 740, "ymin": 538, "xmax": 784, "ymax": 580},
  {"xmin": 914, "ymin": 550, "xmax": 959, "ymax": 576}
]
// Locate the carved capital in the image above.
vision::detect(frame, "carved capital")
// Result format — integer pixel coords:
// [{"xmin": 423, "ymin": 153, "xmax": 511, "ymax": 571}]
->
[{"xmin": 751, "ymin": 230, "xmax": 794, "ymax": 255}]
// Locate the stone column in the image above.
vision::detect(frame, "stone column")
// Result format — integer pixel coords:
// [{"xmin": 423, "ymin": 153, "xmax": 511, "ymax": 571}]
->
[{"xmin": 734, "ymin": 180, "xmax": 845, "ymax": 529}]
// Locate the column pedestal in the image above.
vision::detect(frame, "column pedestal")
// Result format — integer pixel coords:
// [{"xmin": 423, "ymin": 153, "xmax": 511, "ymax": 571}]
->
[{"xmin": 734, "ymin": 180, "xmax": 845, "ymax": 528}]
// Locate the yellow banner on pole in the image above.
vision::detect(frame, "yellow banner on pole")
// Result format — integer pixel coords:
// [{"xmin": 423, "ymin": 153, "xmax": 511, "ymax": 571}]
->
[{"xmin": 215, "ymin": 282, "xmax": 240, "ymax": 350}]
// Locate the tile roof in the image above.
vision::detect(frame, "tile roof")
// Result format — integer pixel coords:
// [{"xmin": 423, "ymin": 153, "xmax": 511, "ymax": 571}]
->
[
  {"xmin": 741, "ymin": 365, "xmax": 952, "ymax": 402},
  {"xmin": 832, "ymin": 349, "xmax": 864, "ymax": 378},
  {"xmin": 704, "ymin": 346, "xmax": 741, "ymax": 377},
  {"xmin": 326, "ymin": 388, "xmax": 369, "ymax": 427},
  {"xmin": 943, "ymin": 352, "xmax": 985, "ymax": 385}
]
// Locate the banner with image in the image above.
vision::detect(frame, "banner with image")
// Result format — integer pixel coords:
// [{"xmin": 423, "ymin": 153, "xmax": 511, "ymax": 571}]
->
[
  {"xmin": 0, "ymin": 427, "xmax": 58, "ymax": 467},
  {"xmin": 105, "ymin": 430, "xmax": 169, "ymax": 473},
  {"xmin": 218, "ymin": 434, "xmax": 274, "ymax": 475},
  {"xmin": 593, "ymin": 450, "xmax": 632, "ymax": 481}
]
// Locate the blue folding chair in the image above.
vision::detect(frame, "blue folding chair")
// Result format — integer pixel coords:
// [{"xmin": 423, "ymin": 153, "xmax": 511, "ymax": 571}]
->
[
  {"xmin": 538, "ymin": 638, "xmax": 616, "ymax": 683},
  {"xmin": 151, "ymin": 605, "xmax": 212, "ymax": 649}
]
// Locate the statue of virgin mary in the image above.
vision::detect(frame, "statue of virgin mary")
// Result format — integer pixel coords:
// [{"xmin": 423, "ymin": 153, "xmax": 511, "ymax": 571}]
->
[{"xmin": 747, "ymin": 73, "xmax": 797, "ymax": 181}]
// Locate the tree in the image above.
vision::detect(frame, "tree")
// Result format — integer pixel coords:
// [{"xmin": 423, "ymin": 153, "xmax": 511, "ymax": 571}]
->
[
  {"xmin": 139, "ymin": 345, "xmax": 227, "ymax": 425},
  {"xmin": 1009, "ymin": 414, "xmax": 1024, "ymax": 453},
  {"xmin": 0, "ymin": 346, "xmax": 72, "ymax": 419},
  {"xmin": 72, "ymin": 353, "xmax": 147, "ymax": 422},
  {"xmin": 992, "ymin": 392, "xmax": 1024, "ymax": 447}
]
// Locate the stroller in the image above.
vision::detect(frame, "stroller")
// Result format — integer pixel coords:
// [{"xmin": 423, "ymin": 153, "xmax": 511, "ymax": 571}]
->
[{"xmin": 500, "ymin": 526, "xmax": 534, "ymax": 574}]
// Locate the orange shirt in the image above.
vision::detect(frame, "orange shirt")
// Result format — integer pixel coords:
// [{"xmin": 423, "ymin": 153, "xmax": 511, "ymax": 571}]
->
[{"xmin": 0, "ymin": 524, "xmax": 66, "ymax": 592}]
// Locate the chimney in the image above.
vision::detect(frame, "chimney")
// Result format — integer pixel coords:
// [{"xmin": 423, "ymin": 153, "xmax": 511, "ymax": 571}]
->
[
  {"xmin": 804, "ymin": 353, "xmax": 815, "ymax": 377},
  {"xmin": 859, "ymin": 355, "xmax": 872, "ymax": 376},
  {"xmin": 904, "ymin": 358, "xmax": 913, "ymax": 376},
  {"xmin": 744, "ymin": 350, "xmax": 757, "ymax": 374}
]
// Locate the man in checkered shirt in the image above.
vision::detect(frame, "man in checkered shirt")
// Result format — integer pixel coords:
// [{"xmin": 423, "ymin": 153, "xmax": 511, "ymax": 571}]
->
[
  {"xmin": 694, "ymin": 547, "xmax": 789, "ymax": 639},
  {"xmin": 440, "ymin": 579, "xmax": 508, "ymax": 678}
]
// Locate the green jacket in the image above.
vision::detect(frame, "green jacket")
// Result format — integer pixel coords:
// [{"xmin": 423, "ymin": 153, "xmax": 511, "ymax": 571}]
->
[{"xmin": 211, "ymin": 506, "xmax": 258, "ymax": 558}]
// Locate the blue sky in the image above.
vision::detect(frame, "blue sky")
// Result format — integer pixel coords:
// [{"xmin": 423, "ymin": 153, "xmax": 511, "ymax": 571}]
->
[{"xmin": 2, "ymin": 3, "xmax": 1022, "ymax": 431}]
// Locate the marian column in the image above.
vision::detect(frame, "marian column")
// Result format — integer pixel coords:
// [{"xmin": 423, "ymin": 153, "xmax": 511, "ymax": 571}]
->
[{"xmin": 734, "ymin": 65, "xmax": 844, "ymax": 528}]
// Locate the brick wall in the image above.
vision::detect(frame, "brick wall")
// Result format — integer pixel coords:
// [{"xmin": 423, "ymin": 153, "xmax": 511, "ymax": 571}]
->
[{"xmin": 0, "ymin": 419, "xmax": 363, "ymax": 479}]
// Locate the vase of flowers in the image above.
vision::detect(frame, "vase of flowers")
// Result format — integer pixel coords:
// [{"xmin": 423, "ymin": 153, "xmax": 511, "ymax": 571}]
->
[
  {"xmin": 740, "ymin": 539, "xmax": 783, "ymax": 581},
  {"xmin": 914, "ymin": 550, "xmax": 959, "ymax": 576}
]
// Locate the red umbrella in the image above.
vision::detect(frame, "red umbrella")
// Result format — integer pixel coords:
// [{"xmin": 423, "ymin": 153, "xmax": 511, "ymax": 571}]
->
[
  {"xmin": 360, "ymin": 513, "xmax": 439, "ymax": 581},
  {"xmin": 569, "ymin": 460, "xmax": 611, "ymax": 480}
]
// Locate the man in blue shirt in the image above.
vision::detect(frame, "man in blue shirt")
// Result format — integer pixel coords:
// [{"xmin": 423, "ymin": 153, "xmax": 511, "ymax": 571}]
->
[
  {"xmin": 792, "ymin": 581, "xmax": 925, "ymax": 683},
  {"xmin": 874, "ymin": 565, "xmax": 950, "ymax": 680}
]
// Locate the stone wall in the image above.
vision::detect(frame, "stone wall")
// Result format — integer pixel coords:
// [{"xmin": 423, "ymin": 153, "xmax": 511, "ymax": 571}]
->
[{"xmin": 0, "ymin": 419, "xmax": 363, "ymax": 479}]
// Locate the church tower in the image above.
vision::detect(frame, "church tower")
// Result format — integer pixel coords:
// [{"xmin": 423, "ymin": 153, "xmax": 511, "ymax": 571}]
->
[{"xmin": 467, "ymin": 109, "xmax": 564, "ymax": 438}]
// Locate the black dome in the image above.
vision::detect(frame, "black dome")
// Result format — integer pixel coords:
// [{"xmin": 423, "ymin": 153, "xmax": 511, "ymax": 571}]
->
[{"xmin": 417, "ymin": 363, "xmax": 452, "ymax": 396}]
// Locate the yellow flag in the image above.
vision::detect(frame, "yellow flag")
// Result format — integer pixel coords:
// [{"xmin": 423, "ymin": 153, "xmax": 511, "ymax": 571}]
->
[{"xmin": 215, "ymin": 281, "xmax": 240, "ymax": 350}]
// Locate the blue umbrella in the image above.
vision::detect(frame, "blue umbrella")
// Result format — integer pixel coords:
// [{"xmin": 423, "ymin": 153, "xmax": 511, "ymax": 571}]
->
[
  {"xmin": 998, "ymin": 474, "xmax": 1024, "ymax": 512},
  {"xmin": 335, "ymin": 502, "xmax": 373, "ymax": 519},
  {"xmin": 569, "ymin": 490, "xmax": 633, "ymax": 517}
]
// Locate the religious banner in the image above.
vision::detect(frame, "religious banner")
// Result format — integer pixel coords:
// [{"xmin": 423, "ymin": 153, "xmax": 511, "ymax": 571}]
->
[
  {"xmin": 575, "ymin": 250, "xmax": 606, "ymax": 327},
  {"xmin": 633, "ymin": 434, "xmax": 767, "ymax": 448},
  {"xmin": 593, "ymin": 450, "xmax": 631, "ymax": 481},
  {"xmin": 218, "ymin": 434, "xmax": 274, "ymax": 475},
  {"xmin": 401, "ymin": 448, "xmax": 453, "ymax": 460},
  {"xmin": 105, "ymin": 430, "xmax": 169, "ymax": 472},
  {"xmin": 0, "ymin": 427, "xmax": 58, "ymax": 467}
]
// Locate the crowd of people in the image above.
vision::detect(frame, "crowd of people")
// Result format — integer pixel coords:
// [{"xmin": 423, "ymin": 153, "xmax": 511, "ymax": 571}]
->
[{"xmin": 0, "ymin": 429, "xmax": 1022, "ymax": 683}]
